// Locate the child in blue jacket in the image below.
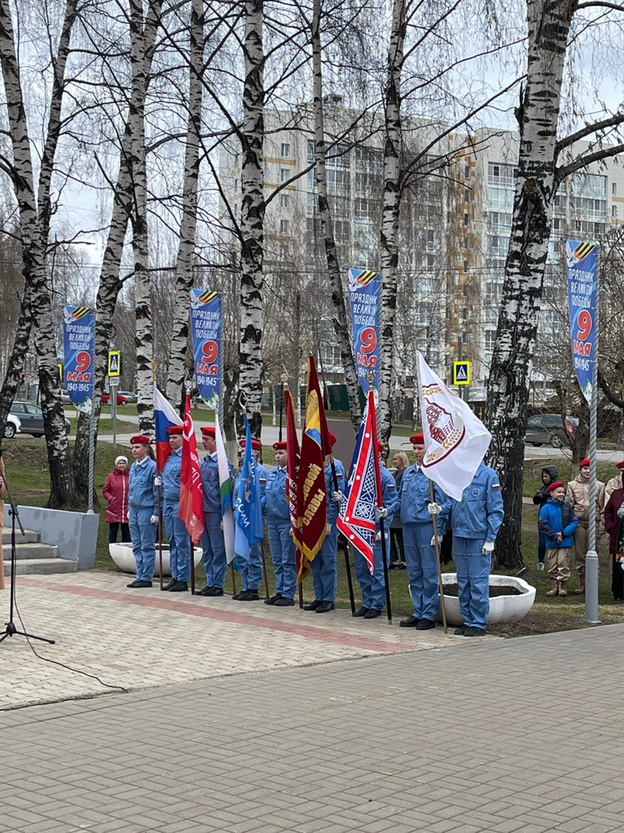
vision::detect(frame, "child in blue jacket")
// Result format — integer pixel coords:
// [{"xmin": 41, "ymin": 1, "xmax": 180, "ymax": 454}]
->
[{"xmin": 538, "ymin": 481, "xmax": 579, "ymax": 597}]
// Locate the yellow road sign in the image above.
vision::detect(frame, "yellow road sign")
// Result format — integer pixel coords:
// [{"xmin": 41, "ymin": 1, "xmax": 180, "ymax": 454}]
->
[
  {"xmin": 108, "ymin": 351, "xmax": 121, "ymax": 377},
  {"xmin": 453, "ymin": 360, "xmax": 471, "ymax": 386}
]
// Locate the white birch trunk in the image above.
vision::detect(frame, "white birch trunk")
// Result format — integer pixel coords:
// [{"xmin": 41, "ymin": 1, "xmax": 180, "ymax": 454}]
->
[
  {"xmin": 312, "ymin": 0, "xmax": 361, "ymax": 431},
  {"xmin": 239, "ymin": 0, "xmax": 265, "ymax": 438},
  {"xmin": 165, "ymin": 0, "xmax": 204, "ymax": 415},
  {"xmin": 0, "ymin": 0, "xmax": 76, "ymax": 506},
  {"xmin": 378, "ymin": 0, "xmax": 406, "ymax": 448},
  {"xmin": 485, "ymin": 0, "xmax": 576, "ymax": 569}
]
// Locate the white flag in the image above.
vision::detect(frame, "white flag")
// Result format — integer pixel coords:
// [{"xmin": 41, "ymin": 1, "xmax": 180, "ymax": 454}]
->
[
  {"xmin": 214, "ymin": 411, "xmax": 236, "ymax": 563},
  {"xmin": 416, "ymin": 351, "xmax": 491, "ymax": 501}
]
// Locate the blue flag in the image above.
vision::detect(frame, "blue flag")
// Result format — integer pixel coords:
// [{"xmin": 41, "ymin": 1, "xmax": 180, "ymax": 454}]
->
[{"xmin": 234, "ymin": 415, "xmax": 264, "ymax": 558}]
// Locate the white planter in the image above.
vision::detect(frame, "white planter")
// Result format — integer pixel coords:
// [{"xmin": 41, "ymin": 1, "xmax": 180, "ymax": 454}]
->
[
  {"xmin": 436, "ymin": 573, "xmax": 536, "ymax": 626},
  {"xmin": 109, "ymin": 542, "xmax": 203, "ymax": 577}
]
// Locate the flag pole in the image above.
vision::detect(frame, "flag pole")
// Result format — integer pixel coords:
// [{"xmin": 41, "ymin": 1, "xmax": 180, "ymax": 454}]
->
[
  {"xmin": 328, "ymin": 453, "xmax": 356, "ymax": 615},
  {"xmin": 157, "ymin": 483, "xmax": 163, "ymax": 590},
  {"xmin": 190, "ymin": 533, "xmax": 195, "ymax": 595},
  {"xmin": 379, "ymin": 515, "xmax": 392, "ymax": 624},
  {"xmin": 260, "ymin": 541, "xmax": 270, "ymax": 599},
  {"xmin": 428, "ymin": 480, "xmax": 448, "ymax": 634}
]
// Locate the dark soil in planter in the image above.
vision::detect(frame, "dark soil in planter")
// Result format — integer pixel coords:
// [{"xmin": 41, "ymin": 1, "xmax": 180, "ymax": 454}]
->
[{"xmin": 443, "ymin": 583, "xmax": 522, "ymax": 598}]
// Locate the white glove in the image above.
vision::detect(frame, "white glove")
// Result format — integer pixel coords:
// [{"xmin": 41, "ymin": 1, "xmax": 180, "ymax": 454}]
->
[
  {"xmin": 375, "ymin": 532, "xmax": 381, "ymax": 541},
  {"xmin": 430, "ymin": 535, "xmax": 436, "ymax": 546},
  {"xmin": 150, "ymin": 515, "xmax": 158, "ymax": 524},
  {"xmin": 332, "ymin": 491, "xmax": 342, "ymax": 504},
  {"xmin": 428, "ymin": 502, "xmax": 442, "ymax": 515},
  {"xmin": 375, "ymin": 506, "xmax": 388, "ymax": 519},
  {"xmin": 621, "ymin": 560, "xmax": 624, "ymax": 573},
  {"xmin": 617, "ymin": 502, "xmax": 624, "ymax": 518},
  {"xmin": 154, "ymin": 476, "xmax": 162, "ymax": 487},
  {"xmin": 482, "ymin": 541, "xmax": 495, "ymax": 554}
]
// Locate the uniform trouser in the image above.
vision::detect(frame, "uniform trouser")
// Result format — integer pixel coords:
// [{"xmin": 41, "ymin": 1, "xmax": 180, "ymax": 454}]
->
[
  {"xmin": 237, "ymin": 541, "xmax": 264, "ymax": 591},
  {"xmin": 129, "ymin": 506, "xmax": 157, "ymax": 581},
  {"xmin": 267, "ymin": 517, "xmax": 296, "ymax": 599},
  {"xmin": 163, "ymin": 501, "xmax": 191, "ymax": 582},
  {"xmin": 611, "ymin": 552, "xmax": 624, "ymax": 600},
  {"xmin": 311, "ymin": 522, "xmax": 339, "ymax": 602},
  {"xmin": 546, "ymin": 547, "xmax": 570, "ymax": 582},
  {"xmin": 202, "ymin": 512, "xmax": 226, "ymax": 588},
  {"xmin": 390, "ymin": 526, "xmax": 405, "ymax": 563},
  {"xmin": 354, "ymin": 532, "xmax": 389, "ymax": 611},
  {"xmin": 403, "ymin": 522, "xmax": 439, "ymax": 621},
  {"xmin": 454, "ymin": 536, "xmax": 490, "ymax": 630}
]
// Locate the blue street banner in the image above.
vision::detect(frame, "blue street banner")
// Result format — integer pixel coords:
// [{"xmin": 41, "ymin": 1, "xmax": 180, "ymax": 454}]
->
[
  {"xmin": 347, "ymin": 268, "xmax": 380, "ymax": 399},
  {"xmin": 566, "ymin": 240, "xmax": 598, "ymax": 403},
  {"xmin": 189, "ymin": 289, "xmax": 221, "ymax": 410},
  {"xmin": 62, "ymin": 306, "xmax": 94, "ymax": 412}
]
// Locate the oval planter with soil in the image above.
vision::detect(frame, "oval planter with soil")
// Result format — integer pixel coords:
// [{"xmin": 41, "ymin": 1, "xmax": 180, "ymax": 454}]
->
[
  {"xmin": 436, "ymin": 573, "xmax": 536, "ymax": 626},
  {"xmin": 109, "ymin": 542, "xmax": 203, "ymax": 577}
]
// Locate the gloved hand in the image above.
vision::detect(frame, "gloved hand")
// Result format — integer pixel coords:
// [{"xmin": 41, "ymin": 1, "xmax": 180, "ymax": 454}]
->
[
  {"xmin": 621, "ymin": 559, "xmax": 624, "ymax": 573},
  {"xmin": 430, "ymin": 535, "xmax": 436, "ymax": 546},
  {"xmin": 150, "ymin": 515, "xmax": 158, "ymax": 524},
  {"xmin": 427, "ymin": 502, "xmax": 442, "ymax": 515},
  {"xmin": 154, "ymin": 475, "xmax": 162, "ymax": 487},
  {"xmin": 332, "ymin": 491, "xmax": 342, "ymax": 504},
  {"xmin": 375, "ymin": 531, "xmax": 381, "ymax": 542},
  {"xmin": 482, "ymin": 541, "xmax": 495, "ymax": 554},
  {"xmin": 617, "ymin": 502, "xmax": 624, "ymax": 518},
  {"xmin": 375, "ymin": 506, "xmax": 388, "ymax": 519}
]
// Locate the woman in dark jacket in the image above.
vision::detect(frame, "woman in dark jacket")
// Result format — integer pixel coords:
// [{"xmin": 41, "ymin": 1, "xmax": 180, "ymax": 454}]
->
[
  {"xmin": 532, "ymin": 464, "xmax": 558, "ymax": 570},
  {"xmin": 604, "ymin": 480, "xmax": 624, "ymax": 602},
  {"xmin": 103, "ymin": 456, "xmax": 131, "ymax": 543},
  {"xmin": 389, "ymin": 452, "xmax": 408, "ymax": 569}
]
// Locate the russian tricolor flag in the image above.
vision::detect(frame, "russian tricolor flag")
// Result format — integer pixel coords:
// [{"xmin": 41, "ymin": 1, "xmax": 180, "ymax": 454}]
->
[{"xmin": 153, "ymin": 383, "xmax": 182, "ymax": 471}]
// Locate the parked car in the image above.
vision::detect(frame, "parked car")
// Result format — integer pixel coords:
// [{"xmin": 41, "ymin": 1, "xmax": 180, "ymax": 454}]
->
[
  {"xmin": 118, "ymin": 390, "xmax": 137, "ymax": 403},
  {"xmin": 9, "ymin": 401, "xmax": 71, "ymax": 437},
  {"xmin": 525, "ymin": 413, "xmax": 578, "ymax": 448},
  {"xmin": 102, "ymin": 392, "xmax": 130, "ymax": 405},
  {"xmin": 3, "ymin": 413, "xmax": 21, "ymax": 439}
]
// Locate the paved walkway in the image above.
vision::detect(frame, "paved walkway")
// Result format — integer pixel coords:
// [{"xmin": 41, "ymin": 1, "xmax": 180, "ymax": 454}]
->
[{"xmin": 1, "ymin": 573, "xmax": 622, "ymax": 833}]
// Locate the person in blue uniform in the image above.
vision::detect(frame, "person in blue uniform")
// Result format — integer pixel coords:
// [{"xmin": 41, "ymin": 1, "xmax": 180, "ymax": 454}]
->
[
  {"xmin": 353, "ymin": 441, "xmax": 400, "ymax": 619},
  {"xmin": 304, "ymin": 432, "xmax": 346, "ymax": 614},
  {"xmin": 127, "ymin": 435, "xmax": 158, "ymax": 589},
  {"xmin": 399, "ymin": 432, "xmax": 449, "ymax": 630},
  {"xmin": 446, "ymin": 460, "xmax": 505, "ymax": 636},
  {"xmin": 197, "ymin": 425, "xmax": 234, "ymax": 597},
  {"xmin": 263, "ymin": 440, "xmax": 296, "ymax": 607},
  {"xmin": 157, "ymin": 425, "xmax": 191, "ymax": 592},
  {"xmin": 233, "ymin": 437, "xmax": 268, "ymax": 601}
]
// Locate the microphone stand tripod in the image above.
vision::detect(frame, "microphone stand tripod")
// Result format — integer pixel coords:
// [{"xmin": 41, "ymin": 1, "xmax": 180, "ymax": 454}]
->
[{"xmin": 0, "ymin": 468, "xmax": 55, "ymax": 645}]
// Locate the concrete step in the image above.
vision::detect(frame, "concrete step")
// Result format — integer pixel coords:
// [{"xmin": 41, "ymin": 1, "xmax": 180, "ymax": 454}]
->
[
  {"xmin": 4, "ymin": 542, "xmax": 60, "ymax": 560},
  {"xmin": 6, "ymin": 558, "xmax": 78, "ymax": 576},
  {"xmin": 2, "ymin": 529, "xmax": 40, "ymax": 545}
]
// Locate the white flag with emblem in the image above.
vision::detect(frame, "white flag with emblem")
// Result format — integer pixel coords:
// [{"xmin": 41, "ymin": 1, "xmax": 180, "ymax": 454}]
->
[{"xmin": 416, "ymin": 351, "xmax": 491, "ymax": 501}]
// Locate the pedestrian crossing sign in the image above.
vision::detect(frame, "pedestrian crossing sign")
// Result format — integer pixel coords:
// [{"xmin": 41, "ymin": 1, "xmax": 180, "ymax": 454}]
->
[
  {"xmin": 453, "ymin": 361, "xmax": 471, "ymax": 386},
  {"xmin": 108, "ymin": 351, "xmax": 121, "ymax": 377}
]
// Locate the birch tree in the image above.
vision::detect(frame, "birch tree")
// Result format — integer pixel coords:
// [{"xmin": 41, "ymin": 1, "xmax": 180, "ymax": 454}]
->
[{"xmin": 485, "ymin": 0, "xmax": 624, "ymax": 569}]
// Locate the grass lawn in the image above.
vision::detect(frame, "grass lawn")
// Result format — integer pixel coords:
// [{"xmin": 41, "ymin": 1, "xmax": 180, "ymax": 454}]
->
[{"xmin": 3, "ymin": 440, "xmax": 623, "ymax": 636}]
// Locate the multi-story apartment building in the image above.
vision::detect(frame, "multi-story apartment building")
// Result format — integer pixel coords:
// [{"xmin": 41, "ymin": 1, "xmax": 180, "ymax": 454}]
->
[{"xmin": 220, "ymin": 109, "xmax": 624, "ymax": 402}]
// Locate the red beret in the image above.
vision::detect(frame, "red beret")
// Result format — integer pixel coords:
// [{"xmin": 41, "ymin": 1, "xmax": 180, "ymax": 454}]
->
[
  {"xmin": 547, "ymin": 481, "xmax": 565, "ymax": 493},
  {"xmin": 376, "ymin": 440, "xmax": 385, "ymax": 453},
  {"xmin": 130, "ymin": 435, "xmax": 150, "ymax": 445},
  {"xmin": 239, "ymin": 438, "xmax": 262, "ymax": 451},
  {"xmin": 617, "ymin": 461, "xmax": 624, "ymax": 470},
  {"xmin": 201, "ymin": 426, "xmax": 216, "ymax": 438},
  {"xmin": 579, "ymin": 457, "xmax": 590, "ymax": 467},
  {"xmin": 273, "ymin": 441, "xmax": 287, "ymax": 451},
  {"xmin": 410, "ymin": 432, "xmax": 425, "ymax": 444},
  {"xmin": 166, "ymin": 425, "xmax": 183, "ymax": 436},
  {"xmin": 327, "ymin": 431, "xmax": 337, "ymax": 449}
]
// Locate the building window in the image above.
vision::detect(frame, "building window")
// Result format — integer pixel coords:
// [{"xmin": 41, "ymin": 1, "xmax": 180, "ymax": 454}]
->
[
  {"xmin": 612, "ymin": 204, "xmax": 618, "ymax": 219},
  {"xmin": 427, "ymin": 229, "xmax": 435, "ymax": 248},
  {"xmin": 280, "ymin": 219, "xmax": 290, "ymax": 234},
  {"xmin": 280, "ymin": 168, "xmax": 289, "ymax": 183},
  {"xmin": 463, "ymin": 260, "xmax": 469, "ymax": 273},
  {"xmin": 465, "ymin": 164, "xmax": 471, "ymax": 179},
  {"xmin": 280, "ymin": 142, "xmax": 291, "ymax": 158},
  {"xmin": 612, "ymin": 182, "xmax": 617, "ymax": 196},
  {"xmin": 280, "ymin": 193, "xmax": 290, "ymax": 208},
  {"xmin": 427, "ymin": 253, "xmax": 435, "ymax": 268},
  {"xmin": 463, "ymin": 212, "xmax": 469, "ymax": 226},
  {"xmin": 488, "ymin": 162, "xmax": 516, "ymax": 188}
]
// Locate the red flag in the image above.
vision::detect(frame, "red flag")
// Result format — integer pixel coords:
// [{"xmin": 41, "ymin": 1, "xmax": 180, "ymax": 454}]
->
[
  {"xmin": 178, "ymin": 394, "xmax": 204, "ymax": 544},
  {"xmin": 285, "ymin": 390, "xmax": 302, "ymax": 551},
  {"xmin": 297, "ymin": 355, "xmax": 328, "ymax": 570}
]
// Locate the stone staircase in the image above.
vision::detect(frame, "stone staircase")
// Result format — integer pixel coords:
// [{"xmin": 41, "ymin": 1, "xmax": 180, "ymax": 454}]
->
[{"xmin": 2, "ymin": 528, "xmax": 78, "ymax": 576}]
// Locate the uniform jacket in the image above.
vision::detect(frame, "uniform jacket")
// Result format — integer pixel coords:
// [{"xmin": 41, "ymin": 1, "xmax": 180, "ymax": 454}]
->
[
  {"xmin": 200, "ymin": 452, "xmax": 234, "ymax": 515},
  {"xmin": 604, "ymin": 474, "xmax": 623, "ymax": 512},
  {"xmin": 539, "ymin": 498, "xmax": 579, "ymax": 548},
  {"xmin": 161, "ymin": 447, "xmax": 182, "ymax": 504},
  {"xmin": 565, "ymin": 475, "xmax": 605, "ymax": 524},
  {"xmin": 400, "ymin": 464, "xmax": 447, "ymax": 530},
  {"xmin": 263, "ymin": 466, "xmax": 290, "ymax": 521},
  {"xmin": 325, "ymin": 459, "xmax": 346, "ymax": 524},
  {"xmin": 102, "ymin": 468, "xmax": 129, "ymax": 523},
  {"xmin": 129, "ymin": 457, "xmax": 157, "ymax": 512},
  {"xmin": 604, "ymin": 487, "xmax": 624, "ymax": 555},
  {"xmin": 446, "ymin": 462, "xmax": 504, "ymax": 541}
]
